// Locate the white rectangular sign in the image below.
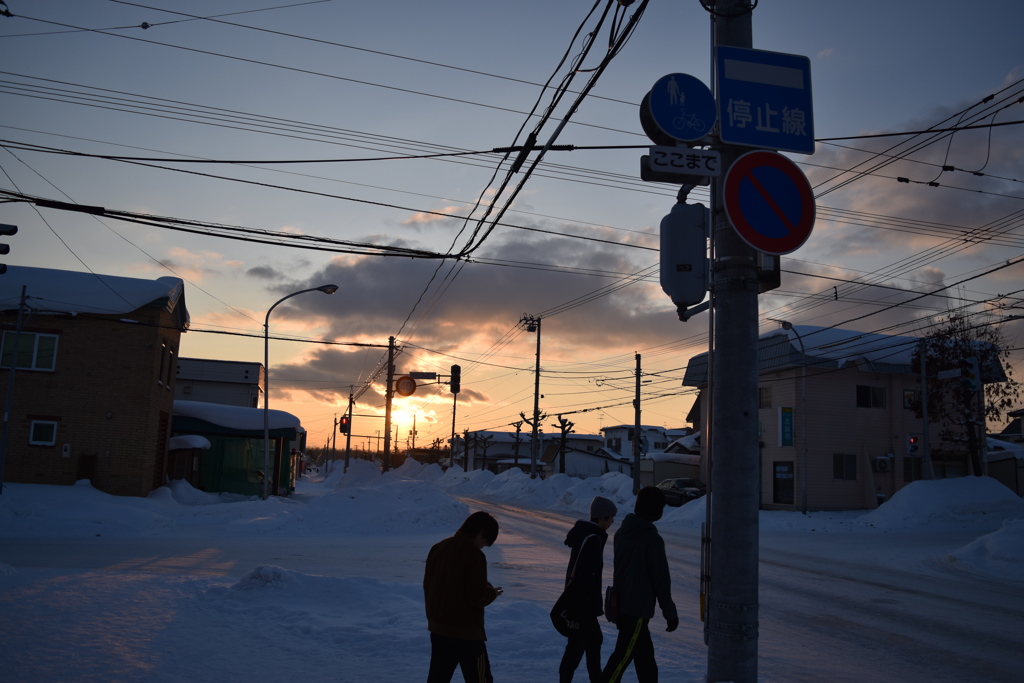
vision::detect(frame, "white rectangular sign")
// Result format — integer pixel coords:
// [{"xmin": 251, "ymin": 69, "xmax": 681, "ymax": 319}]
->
[{"xmin": 647, "ymin": 146, "xmax": 721, "ymax": 177}]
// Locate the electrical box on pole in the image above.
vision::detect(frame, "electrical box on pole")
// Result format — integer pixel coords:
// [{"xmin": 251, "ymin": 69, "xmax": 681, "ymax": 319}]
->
[{"xmin": 659, "ymin": 202, "xmax": 708, "ymax": 319}]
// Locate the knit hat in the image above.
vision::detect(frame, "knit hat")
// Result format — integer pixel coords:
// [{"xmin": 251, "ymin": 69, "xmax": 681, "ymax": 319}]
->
[
  {"xmin": 634, "ymin": 486, "xmax": 666, "ymax": 522},
  {"xmin": 590, "ymin": 496, "xmax": 618, "ymax": 520}
]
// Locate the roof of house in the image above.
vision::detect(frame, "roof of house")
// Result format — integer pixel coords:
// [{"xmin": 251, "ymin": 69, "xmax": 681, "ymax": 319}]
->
[
  {"xmin": 0, "ymin": 265, "xmax": 188, "ymax": 328},
  {"xmin": 172, "ymin": 400, "xmax": 301, "ymax": 438},
  {"xmin": 684, "ymin": 325, "xmax": 925, "ymax": 386},
  {"xmin": 600, "ymin": 424, "xmax": 668, "ymax": 433}
]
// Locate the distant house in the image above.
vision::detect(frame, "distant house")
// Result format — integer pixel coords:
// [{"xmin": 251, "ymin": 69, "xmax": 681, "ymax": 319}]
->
[
  {"xmin": 539, "ymin": 434, "xmax": 623, "ymax": 478},
  {"xmin": 683, "ymin": 325, "xmax": 1011, "ymax": 510},
  {"xmin": 449, "ymin": 430, "xmax": 629, "ymax": 479},
  {"xmin": 600, "ymin": 424, "xmax": 671, "ymax": 458},
  {"xmin": 175, "ymin": 357, "xmax": 263, "ymax": 408},
  {"xmin": 0, "ymin": 265, "xmax": 188, "ymax": 497}
]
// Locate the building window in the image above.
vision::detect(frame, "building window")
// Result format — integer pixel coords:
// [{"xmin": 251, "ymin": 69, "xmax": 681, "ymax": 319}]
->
[
  {"xmin": 832, "ymin": 453, "xmax": 857, "ymax": 480},
  {"xmin": 158, "ymin": 341, "xmax": 176, "ymax": 388},
  {"xmin": 29, "ymin": 420, "xmax": 58, "ymax": 446},
  {"xmin": 759, "ymin": 387, "xmax": 772, "ymax": 409},
  {"xmin": 1, "ymin": 332, "xmax": 58, "ymax": 371},
  {"xmin": 903, "ymin": 390, "xmax": 918, "ymax": 410},
  {"xmin": 856, "ymin": 385, "xmax": 886, "ymax": 408}
]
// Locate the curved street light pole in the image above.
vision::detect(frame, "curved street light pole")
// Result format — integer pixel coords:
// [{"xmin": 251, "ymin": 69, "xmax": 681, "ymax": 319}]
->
[{"xmin": 263, "ymin": 284, "xmax": 338, "ymax": 500}]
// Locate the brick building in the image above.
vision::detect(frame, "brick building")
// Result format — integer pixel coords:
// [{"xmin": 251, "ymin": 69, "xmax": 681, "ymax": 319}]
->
[{"xmin": 0, "ymin": 265, "xmax": 188, "ymax": 497}]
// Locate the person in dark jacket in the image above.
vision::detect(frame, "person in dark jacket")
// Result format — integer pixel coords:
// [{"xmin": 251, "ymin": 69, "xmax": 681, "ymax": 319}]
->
[
  {"xmin": 559, "ymin": 495, "xmax": 618, "ymax": 683},
  {"xmin": 424, "ymin": 511, "xmax": 502, "ymax": 683},
  {"xmin": 601, "ymin": 487, "xmax": 678, "ymax": 683}
]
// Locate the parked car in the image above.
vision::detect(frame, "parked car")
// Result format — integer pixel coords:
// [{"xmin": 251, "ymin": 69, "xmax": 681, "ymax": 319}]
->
[{"xmin": 656, "ymin": 478, "xmax": 706, "ymax": 506}]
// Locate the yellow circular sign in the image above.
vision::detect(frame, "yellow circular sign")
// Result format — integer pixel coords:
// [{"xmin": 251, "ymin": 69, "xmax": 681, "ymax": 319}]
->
[{"xmin": 395, "ymin": 375, "xmax": 417, "ymax": 397}]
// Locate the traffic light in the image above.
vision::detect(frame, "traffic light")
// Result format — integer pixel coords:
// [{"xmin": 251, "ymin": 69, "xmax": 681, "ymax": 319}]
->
[
  {"xmin": 659, "ymin": 203, "xmax": 708, "ymax": 315},
  {"xmin": 450, "ymin": 364, "xmax": 461, "ymax": 394},
  {"xmin": 0, "ymin": 223, "xmax": 16, "ymax": 275},
  {"xmin": 906, "ymin": 435, "xmax": 919, "ymax": 454},
  {"xmin": 338, "ymin": 415, "xmax": 350, "ymax": 434},
  {"xmin": 963, "ymin": 356, "xmax": 981, "ymax": 392}
]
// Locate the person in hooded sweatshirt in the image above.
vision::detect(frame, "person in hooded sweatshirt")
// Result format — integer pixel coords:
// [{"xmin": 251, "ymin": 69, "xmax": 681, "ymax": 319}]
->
[
  {"xmin": 558, "ymin": 495, "xmax": 618, "ymax": 683},
  {"xmin": 601, "ymin": 486, "xmax": 678, "ymax": 683}
]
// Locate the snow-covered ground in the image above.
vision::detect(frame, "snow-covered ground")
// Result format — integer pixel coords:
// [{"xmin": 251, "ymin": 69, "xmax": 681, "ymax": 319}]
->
[{"xmin": 2, "ymin": 460, "xmax": 1023, "ymax": 682}]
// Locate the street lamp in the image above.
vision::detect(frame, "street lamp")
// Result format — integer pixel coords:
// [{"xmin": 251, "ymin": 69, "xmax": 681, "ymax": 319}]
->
[
  {"xmin": 780, "ymin": 321, "xmax": 808, "ymax": 514},
  {"xmin": 263, "ymin": 284, "xmax": 338, "ymax": 499}
]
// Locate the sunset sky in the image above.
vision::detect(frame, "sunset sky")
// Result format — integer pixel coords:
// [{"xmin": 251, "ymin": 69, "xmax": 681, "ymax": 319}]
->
[{"xmin": 2, "ymin": 0, "xmax": 1022, "ymax": 450}]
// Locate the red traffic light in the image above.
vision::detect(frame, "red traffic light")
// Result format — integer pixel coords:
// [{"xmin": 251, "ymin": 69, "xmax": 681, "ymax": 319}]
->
[{"xmin": 339, "ymin": 416, "xmax": 350, "ymax": 434}]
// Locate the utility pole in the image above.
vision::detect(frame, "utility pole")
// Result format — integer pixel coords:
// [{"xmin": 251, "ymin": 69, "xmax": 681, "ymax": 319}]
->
[
  {"xmin": 383, "ymin": 335, "xmax": 395, "ymax": 472},
  {"xmin": 0, "ymin": 285, "xmax": 27, "ymax": 495},
  {"xmin": 632, "ymin": 352, "xmax": 642, "ymax": 494},
  {"xmin": 919, "ymin": 352, "xmax": 934, "ymax": 479},
  {"xmin": 521, "ymin": 315, "xmax": 542, "ymax": 478},
  {"xmin": 330, "ymin": 415, "xmax": 338, "ymax": 475},
  {"xmin": 344, "ymin": 388, "xmax": 353, "ymax": 472},
  {"xmin": 707, "ymin": 2, "xmax": 759, "ymax": 681}
]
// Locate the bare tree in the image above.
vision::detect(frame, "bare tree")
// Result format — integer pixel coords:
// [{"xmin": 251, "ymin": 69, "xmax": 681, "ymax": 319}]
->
[{"xmin": 911, "ymin": 312, "xmax": 1021, "ymax": 475}]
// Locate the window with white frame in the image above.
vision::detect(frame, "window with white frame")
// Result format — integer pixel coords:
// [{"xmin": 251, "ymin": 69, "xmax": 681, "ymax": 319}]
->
[
  {"xmin": 29, "ymin": 420, "xmax": 58, "ymax": 446},
  {"xmin": 1, "ymin": 332, "xmax": 58, "ymax": 371}
]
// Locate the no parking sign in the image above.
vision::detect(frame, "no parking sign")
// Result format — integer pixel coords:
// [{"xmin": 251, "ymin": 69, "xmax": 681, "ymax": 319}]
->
[{"xmin": 723, "ymin": 150, "xmax": 815, "ymax": 255}]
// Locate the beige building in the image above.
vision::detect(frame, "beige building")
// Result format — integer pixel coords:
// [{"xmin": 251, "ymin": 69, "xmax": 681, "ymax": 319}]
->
[{"xmin": 683, "ymin": 325, "xmax": 995, "ymax": 511}]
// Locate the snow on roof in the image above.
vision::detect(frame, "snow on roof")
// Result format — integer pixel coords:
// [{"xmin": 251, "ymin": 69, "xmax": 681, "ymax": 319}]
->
[
  {"xmin": 174, "ymin": 400, "xmax": 300, "ymax": 431},
  {"xmin": 987, "ymin": 437, "xmax": 1024, "ymax": 462},
  {"xmin": 644, "ymin": 451, "xmax": 700, "ymax": 466},
  {"xmin": 600, "ymin": 424, "xmax": 667, "ymax": 433},
  {"xmin": 769, "ymin": 324, "xmax": 921, "ymax": 367},
  {"xmin": 668, "ymin": 432, "xmax": 701, "ymax": 452},
  {"xmin": 168, "ymin": 435, "xmax": 212, "ymax": 450},
  {"xmin": 0, "ymin": 265, "xmax": 186, "ymax": 318}
]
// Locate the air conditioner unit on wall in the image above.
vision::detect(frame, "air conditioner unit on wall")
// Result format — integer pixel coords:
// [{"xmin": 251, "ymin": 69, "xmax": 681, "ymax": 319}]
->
[{"xmin": 872, "ymin": 456, "xmax": 892, "ymax": 473}]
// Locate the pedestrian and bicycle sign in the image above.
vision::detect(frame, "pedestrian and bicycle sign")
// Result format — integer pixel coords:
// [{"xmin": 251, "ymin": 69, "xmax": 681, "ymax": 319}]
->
[
  {"xmin": 723, "ymin": 150, "xmax": 815, "ymax": 254},
  {"xmin": 717, "ymin": 46, "xmax": 814, "ymax": 155},
  {"xmin": 641, "ymin": 73, "xmax": 717, "ymax": 144}
]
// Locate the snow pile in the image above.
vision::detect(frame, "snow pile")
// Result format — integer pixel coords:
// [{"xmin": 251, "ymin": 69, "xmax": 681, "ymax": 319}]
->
[
  {"xmin": 0, "ymin": 480, "xmax": 177, "ymax": 537},
  {"xmin": 436, "ymin": 464, "xmax": 496, "ymax": 495},
  {"xmin": 947, "ymin": 519, "xmax": 1024, "ymax": 581},
  {"xmin": 859, "ymin": 477, "xmax": 1024, "ymax": 531},
  {"xmin": 303, "ymin": 478, "xmax": 469, "ymax": 535},
  {"xmin": 553, "ymin": 472, "xmax": 636, "ymax": 516}
]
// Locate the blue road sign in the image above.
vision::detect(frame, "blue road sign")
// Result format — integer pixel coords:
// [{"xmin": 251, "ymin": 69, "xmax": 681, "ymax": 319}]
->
[
  {"xmin": 645, "ymin": 73, "xmax": 717, "ymax": 143},
  {"xmin": 717, "ymin": 47, "xmax": 814, "ymax": 155},
  {"xmin": 723, "ymin": 150, "xmax": 815, "ymax": 255}
]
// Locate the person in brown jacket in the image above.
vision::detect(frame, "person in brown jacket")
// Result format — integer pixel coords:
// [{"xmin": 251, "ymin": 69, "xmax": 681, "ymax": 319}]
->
[{"xmin": 424, "ymin": 511, "xmax": 502, "ymax": 683}]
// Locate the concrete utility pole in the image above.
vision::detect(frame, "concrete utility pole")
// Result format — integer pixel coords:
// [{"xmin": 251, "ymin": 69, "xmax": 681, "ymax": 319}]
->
[
  {"xmin": 0, "ymin": 285, "xmax": 26, "ymax": 495},
  {"xmin": 707, "ymin": 2, "xmax": 760, "ymax": 681},
  {"xmin": 632, "ymin": 352, "xmax": 642, "ymax": 494},
  {"xmin": 382, "ymin": 336, "xmax": 395, "ymax": 472},
  {"xmin": 521, "ymin": 315, "xmax": 542, "ymax": 477},
  {"xmin": 344, "ymin": 388, "xmax": 353, "ymax": 472}
]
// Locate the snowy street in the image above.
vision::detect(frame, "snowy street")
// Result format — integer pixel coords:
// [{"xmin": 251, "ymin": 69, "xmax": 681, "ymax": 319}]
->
[{"xmin": 2, "ymin": 461, "xmax": 1023, "ymax": 682}]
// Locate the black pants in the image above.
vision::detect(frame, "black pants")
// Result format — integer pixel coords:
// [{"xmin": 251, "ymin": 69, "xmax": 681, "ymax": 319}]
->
[
  {"xmin": 601, "ymin": 616, "xmax": 657, "ymax": 683},
  {"xmin": 427, "ymin": 632, "xmax": 493, "ymax": 683},
  {"xmin": 559, "ymin": 616, "xmax": 603, "ymax": 683}
]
